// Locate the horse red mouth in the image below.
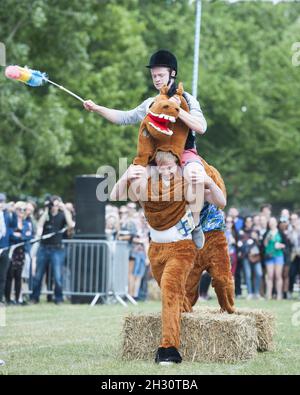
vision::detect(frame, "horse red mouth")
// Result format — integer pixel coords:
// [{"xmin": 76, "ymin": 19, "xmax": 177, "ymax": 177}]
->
[{"xmin": 148, "ymin": 112, "xmax": 175, "ymax": 136}]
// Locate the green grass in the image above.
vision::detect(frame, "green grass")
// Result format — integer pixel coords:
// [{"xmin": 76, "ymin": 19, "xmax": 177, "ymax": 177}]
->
[{"xmin": 0, "ymin": 297, "xmax": 300, "ymax": 375}]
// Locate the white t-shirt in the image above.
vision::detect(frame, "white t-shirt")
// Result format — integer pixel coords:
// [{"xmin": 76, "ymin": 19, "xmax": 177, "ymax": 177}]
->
[{"xmin": 149, "ymin": 224, "xmax": 192, "ymax": 243}]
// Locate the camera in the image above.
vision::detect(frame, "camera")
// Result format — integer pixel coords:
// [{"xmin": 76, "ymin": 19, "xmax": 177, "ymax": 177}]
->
[
  {"xmin": 44, "ymin": 194, "xmax": 54, "ymax": 209},
  {"xmin": 44, "ymin": 194, "xmax": 62, "ymax": 210},
  {"xmin": 44, "ymin": 200, "xmax": 54, "ymax": 209}
]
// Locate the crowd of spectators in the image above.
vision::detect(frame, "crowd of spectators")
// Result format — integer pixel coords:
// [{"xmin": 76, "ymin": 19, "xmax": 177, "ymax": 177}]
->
[
  {"xmin": 106, "ymin": 202, "xmax": 150, "ymax": 301},
  {"xmin": 1, "ymin": 190, "xmax": 300, "ymax": 306},
  {"xmin": 106, "ymin": 203, "xmax": 300, "ymax": 301},
  {"xmin": 225, "ymin": 205, "xmax": 300, "ymax": 300},
  {"xmin": 0, "ymin": 193, "xmax": 75, "ymax": 306}
]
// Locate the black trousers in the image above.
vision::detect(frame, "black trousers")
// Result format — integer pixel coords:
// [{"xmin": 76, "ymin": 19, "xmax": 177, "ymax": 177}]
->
[
  {"xmin": 5, "ymin": 263, "xmax": 24, "ymax": 302},
  {"xmin": 199, "ymin": 271, "xmax": 211, "ymax": 296},
  {"xmin": 289, "ymin": 256, "xmax": 300, "ymax": 293},
  {"xmin": 0, "ymin": 251, "xmax": 10, "ymax": 303},
  {"xmin": 234, "ymin": 258, "xmax": 243, "ymax": 296}
]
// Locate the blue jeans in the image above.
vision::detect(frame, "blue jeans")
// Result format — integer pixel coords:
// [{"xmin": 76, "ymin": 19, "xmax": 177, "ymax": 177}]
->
[
  {"xmin": 31, "ymin": 245, "xmax": 65, "ymax": 303},
  {"xmin": 243, "ymin": 258, "xmax": 263, "ymax": 295},
  {"xmin": 132, "ymin": 251, "xmax": 146, "ymax": 277}
]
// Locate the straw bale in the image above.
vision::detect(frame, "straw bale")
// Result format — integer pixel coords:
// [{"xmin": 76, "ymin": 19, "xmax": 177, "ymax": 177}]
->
[
  {"xmin": 122, "ymin": 311, "xmax": 258, "ymax": 363},
  {"xmin": 193, "ymin": 306, "xmax": 275, "ymax": 351}
]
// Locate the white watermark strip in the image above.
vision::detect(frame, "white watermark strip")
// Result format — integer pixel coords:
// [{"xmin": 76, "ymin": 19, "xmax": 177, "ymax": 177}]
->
[
  {"xmin": 95, "ymin": 157, "xmax": 206, "ymax": 205},
  {"xmin": 0, "ymin": 42, "xmax": 6, "ymax": 66}
]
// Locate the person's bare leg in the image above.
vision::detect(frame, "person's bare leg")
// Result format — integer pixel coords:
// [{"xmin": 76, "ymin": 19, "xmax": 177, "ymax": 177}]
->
[
  {"xmin": 266, "ymin": 265, "xmax": 274, "ymax": 300},
  {"xmin": 275, "ymin": 265, "xmax": 283, "ymax": 300},
  {"xmin": 133, "ymin": 276, "xmax": 142, "ymax": 298},
  {"xmin": 282, "ymin": 265, "xmax": 289, "ymax": 294},
  {"xmin": 128, "ymin": 259, "xmax": 135, "ymax": 296}
]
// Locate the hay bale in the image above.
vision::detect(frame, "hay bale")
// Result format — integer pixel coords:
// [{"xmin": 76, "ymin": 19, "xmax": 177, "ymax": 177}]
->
[
  {"xmin": 122, "ymin": 311, "xmax": 258, "ymax": 363},
  {"xmin": 147, "ymin": 279, "xmax": 161, "ymax": 301},
  {"xmin": 193, "ymin": 306, "xmax": 275, "ymax": 351}
]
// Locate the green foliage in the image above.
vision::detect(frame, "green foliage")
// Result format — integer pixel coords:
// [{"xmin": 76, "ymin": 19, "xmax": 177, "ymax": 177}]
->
[
  {"xmin": 199, "ymin": 0, "xmax": 300, "ymax": 209},
  {"xmin": 0, "ymin": 0, "xmax": 299, "ymax": 208}
]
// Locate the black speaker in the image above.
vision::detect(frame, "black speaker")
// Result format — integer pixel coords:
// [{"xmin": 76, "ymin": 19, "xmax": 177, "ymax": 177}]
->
[{"xmin": 74, "ymin": 175, "xmax": 106, "ymax": 239}]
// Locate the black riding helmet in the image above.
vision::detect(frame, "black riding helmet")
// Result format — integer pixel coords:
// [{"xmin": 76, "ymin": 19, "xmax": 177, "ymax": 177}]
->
[
  {"xmin": 146, "ymin": 49, "xmax": 178, "ymax": 77},
  {"xmin": 147, "ymin": 50, "xmax": 195, "ymax": 149}
]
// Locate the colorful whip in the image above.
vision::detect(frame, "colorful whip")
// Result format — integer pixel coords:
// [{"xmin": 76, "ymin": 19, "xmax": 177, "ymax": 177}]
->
[{"xmin": 4, "ymin": 65, "xmax": 84, "ymax": 102}]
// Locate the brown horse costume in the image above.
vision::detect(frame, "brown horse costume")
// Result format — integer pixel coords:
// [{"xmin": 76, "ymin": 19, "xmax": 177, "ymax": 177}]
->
[
  {"xmin": 142, "ymin": 173, "xmax": 197, "ymax": 349},
  {"xmin": 133, "ymin": 83, "xmax": 190, "ymax": 167},
  {"xmin": 183, "ymin": 158, "xmax": 235, "ymax": 314},
  {"xmin": 126, "ymin": 85, "xmax": 234, "ymax": 359}
]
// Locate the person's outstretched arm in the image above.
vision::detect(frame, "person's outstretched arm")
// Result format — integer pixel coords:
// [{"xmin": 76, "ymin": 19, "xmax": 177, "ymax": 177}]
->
[{"xmin": 83, "ymin": 98, "xmax": 154, "ymax": 125}]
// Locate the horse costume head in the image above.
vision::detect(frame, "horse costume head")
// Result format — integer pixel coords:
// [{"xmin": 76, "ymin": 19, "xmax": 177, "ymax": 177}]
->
[
  {"xmin": 146, "ymin": 84, "xmax": 184, "ymax": 137},
  {"xmin": 133, "ymin": 82, "xmax": 190, "ymax": 166}
]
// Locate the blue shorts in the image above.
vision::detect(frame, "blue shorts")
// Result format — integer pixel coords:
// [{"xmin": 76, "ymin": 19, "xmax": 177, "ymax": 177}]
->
[
  {"xmin": 132, "ymin": 251, "xmax": 146, "ymax": 277},
  {"xmin": 265, "ymin": 255, "xmax": 284, "ymax": 266}
]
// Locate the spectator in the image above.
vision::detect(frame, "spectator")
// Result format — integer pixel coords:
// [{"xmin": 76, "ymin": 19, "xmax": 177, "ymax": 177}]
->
[
  {"xmin": 288, "ymin": 213, "xmax": 300, "ymax": 298},
  {"xmin": 31, "ymin": 196, "xmax": 74, "ymax": 305},
  {"xmin": 137, "ymin": 210, "xmax": 150, "ymax": 301},
  {"xmin": 258, "ymin": 214, "xmax": 268, "ymax": 296},
  {"xmin": 127, "ymin": 202, "xmax": 139, "ymax": 222},
  {"xmin": 225, "ymin": 215, "xmax": 238, "ymax": 275},
  {"xmin": 7, "ymin": 202, "xmax": 17, "ymax": 230},
  {"xmin": 25, "ymin": 202, "xmax": 39, "ymax": 286},
  {"xmin": 131, "ymin": 229, "xmax": 148, "ymax": 300},
  {"xmin": 238, "ymin": 216, "xmax": 263, "ymax": 300},
  {"xmin": 289, "ymin": 213, "xmax": 299, "ymax": 234},
  {"xmin": 253, "ymin": 215, "xmax": 261, "ymax": 233},
  {"xmin": 5, "ymin": 201, "xmax": 34, "ymax": 305},
  {"xmin": 228, "ymin": 207, "xmax": 244, "ymax": 232},
  {"xmin": 259, "ymin": 215, "xmax": 268, "ymax": 240},
  {"xmin": 22, "ymin": 202, "xmax": 37, "ymax": 289},
  {"xmin": 105, "ymin": 213, "xmax": 120, "ymax": 241},
  {"xmin": 65, "ymin": 202, "xmax": 75, "ymax": 218},
  {"xmin": 264, "ymin": 217, "xmax": 285, "ymax": 300},
  {"xmin": 117, "ymin": 205, "xmax": 138, "ymax": 297},
  {"xmin": 260, "ymin": 204, "xmax": 272, "ymax": 222},
  {"xmin": 0, "ymin": 193, "xmax": 14, "ymax": 305},
  {"xmin": 280, "ymin": 208, "xmax": 290, "ymax": 223},
  {"xmin": 278, "ymin": 219, "xmax": 292, "ymax": 299},
  {"xmin": 64, "ymin": 202, "xmax": 75, "ymax": 239}
]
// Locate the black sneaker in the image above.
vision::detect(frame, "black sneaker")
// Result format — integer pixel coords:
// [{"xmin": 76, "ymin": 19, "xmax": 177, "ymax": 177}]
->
[{"xmin": 155, "ymin": 347, "xmax": 182, "ymax": 365}]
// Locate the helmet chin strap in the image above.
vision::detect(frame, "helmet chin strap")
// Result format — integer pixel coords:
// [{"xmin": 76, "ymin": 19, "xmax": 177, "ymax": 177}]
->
[
  {"xmin": 167, "ymin": 69, "xmax": 177, "ymax": 93},
  {"xmin": 167, "ymin": 69, "xmax": 176, "ymax": 86}
]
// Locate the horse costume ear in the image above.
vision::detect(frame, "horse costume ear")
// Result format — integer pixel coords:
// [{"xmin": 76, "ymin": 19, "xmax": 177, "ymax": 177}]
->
[
  {"xmin": 176, "ymin": 82, "xmax": 184, "ymax": 96},
  {"xmin": 160, "ymin": 85, "xmax": 169, "ymax": 95}
]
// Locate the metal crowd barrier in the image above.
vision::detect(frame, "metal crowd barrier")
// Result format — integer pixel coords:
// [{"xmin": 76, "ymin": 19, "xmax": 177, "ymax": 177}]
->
[{"xmin": 29, "ymin": 239, "xmax": 136, "ymax": 306}]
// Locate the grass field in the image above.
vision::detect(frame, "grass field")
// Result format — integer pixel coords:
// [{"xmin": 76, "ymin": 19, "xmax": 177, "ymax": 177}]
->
[{"xmin": 0, "ymin": 297, "xmax": 300, "ymax": 375}]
